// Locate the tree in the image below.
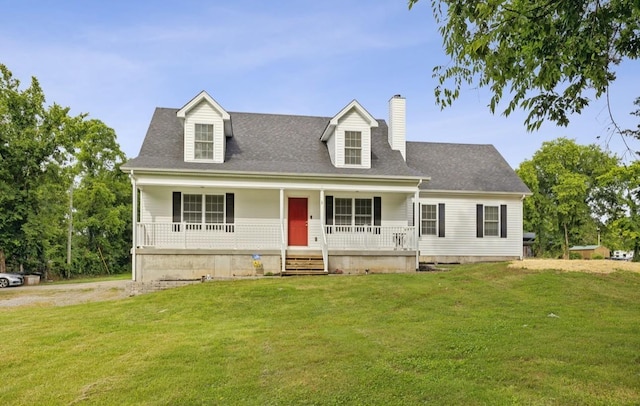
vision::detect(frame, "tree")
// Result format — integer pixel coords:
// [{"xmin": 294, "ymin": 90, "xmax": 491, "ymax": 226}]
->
[
  {"xmin": 0, "ymin": 64, "xmax": 77, "ymax": 273},
  {"xmin": 409, "ymin": 0, "xmax": 640, "ymax": 133},
  {"xmin": 598, "ymin": 161, "xmax": 640, "ymax": 261},
  {"xmin": 516, "ymin": 138, "xmax": 619, "ymax": 258},
  {"xmin": 71, "ymin": 119, "xmax": 131, "ymax": 275},
  {"xmin": 0, "ymin": 63, "xmax": 131, "ymax": 277}
]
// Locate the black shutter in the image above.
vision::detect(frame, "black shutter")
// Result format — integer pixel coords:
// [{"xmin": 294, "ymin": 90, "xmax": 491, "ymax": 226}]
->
[
  {"xmin": 172, "ymin": 192, "xmax": 181, "ymax": 222},
  {"xmin": 373, "ymin": 197, "xmax": 381, "ymax": 226},
  {"xmin": 225, "ymin": 193, "xmax": 235, "ymax": 223},
  {"xmin": 500, "ymin": 204, "xmax": 507, "ymax": 238},
  {"xmin": 325, "ymin": 196, "xmax": 334, "ymax": 225},
  {"xmin": 438, "ymin": 203, "xmax": 445, "ymax": 238},
  {"xmin": 411, "ymin": 202, "xmax": 415, "ymax": 227},
  {"xmin": 476, "ymin": 204, "xmax": 484, "ymax": 238}
]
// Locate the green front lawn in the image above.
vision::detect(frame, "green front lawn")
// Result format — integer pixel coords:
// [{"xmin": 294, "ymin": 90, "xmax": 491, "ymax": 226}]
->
[{"xmin": 1, "ymin": 263, "xmax": 638, "ymax": 405}]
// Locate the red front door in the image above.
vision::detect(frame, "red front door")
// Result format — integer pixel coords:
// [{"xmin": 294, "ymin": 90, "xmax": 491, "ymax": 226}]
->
[{"xmin": 288, "ymin": 198, "xmax": 308, "ymax": 246}]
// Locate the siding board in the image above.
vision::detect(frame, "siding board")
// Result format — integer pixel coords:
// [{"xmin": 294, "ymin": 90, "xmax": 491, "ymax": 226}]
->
[{"xmin": 419, "ymin": 195, "xmax": 523, "ymax": 258}]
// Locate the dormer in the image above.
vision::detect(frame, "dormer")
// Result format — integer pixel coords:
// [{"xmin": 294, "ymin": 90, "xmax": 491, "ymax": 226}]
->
[
  {"xmin": 320, "ymin": 100, "xmax": 378, "ymax": 169},
  {"xmin": 177, "ymin": 91, "xmax": 231, "ymax": 163}
]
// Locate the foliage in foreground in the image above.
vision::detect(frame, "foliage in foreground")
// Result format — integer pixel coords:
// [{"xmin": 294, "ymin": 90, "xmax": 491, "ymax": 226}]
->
[
  {"xmin": 0, "ymin": 63, "xmax": 131, "ymax": 277},
  {"xmin": 1, "ymin": 264, "xmax": 638, "ymax": 405},
  {"xmin": 409, "ymin": 0, "xmax": 640, "ymax": 133}
]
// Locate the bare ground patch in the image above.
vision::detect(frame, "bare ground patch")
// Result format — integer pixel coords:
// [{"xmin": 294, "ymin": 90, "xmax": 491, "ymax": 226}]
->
[
  {"xmin": 0, "ymin": 280, "xmax": 129, "ymax": 308},
  {"xmin": 508, "ymin": 259, "xmax": 640, "ymax": 274}
]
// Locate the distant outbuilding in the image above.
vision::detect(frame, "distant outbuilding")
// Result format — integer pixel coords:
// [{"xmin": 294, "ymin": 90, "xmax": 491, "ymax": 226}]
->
[
  {"xmin": 569, "ymin": 245, "xmax": 610, "ymax": 259},
  {"xmin": 523, "ymin": 232, "xmax": 536, "ymax": 258}
]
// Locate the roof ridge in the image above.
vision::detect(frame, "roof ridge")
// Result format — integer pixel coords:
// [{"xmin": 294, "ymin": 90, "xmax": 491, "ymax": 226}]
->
[{"xmin": 406, "ymin": 140, "xmax": 495, "ymax": 147}]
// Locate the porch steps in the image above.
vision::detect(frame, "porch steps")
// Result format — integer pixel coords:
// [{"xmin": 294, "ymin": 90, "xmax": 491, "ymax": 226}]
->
[{"xmin": 282, "ymin": 254, "xmax": 326, "ymax": 276}]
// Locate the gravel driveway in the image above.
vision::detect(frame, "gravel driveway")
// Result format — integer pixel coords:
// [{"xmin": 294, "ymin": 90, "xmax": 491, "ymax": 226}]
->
[{"xmin": 0, "ymin": 280, "xmax": 130, "ymax": 308}]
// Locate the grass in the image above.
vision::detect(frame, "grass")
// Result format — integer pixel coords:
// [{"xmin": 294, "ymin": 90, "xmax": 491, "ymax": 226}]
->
[{"xmin": 1, "ymin": 263, "xmax": 639, "ymax": 405}]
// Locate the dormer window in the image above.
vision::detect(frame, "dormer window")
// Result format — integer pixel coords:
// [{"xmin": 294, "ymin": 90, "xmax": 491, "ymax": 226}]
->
[
  {"xmin": 177, "ymin": 91, "xmax": 231, "ymax": 163},
  {"xmin": 320, "ymin": 100, "xmax": 378, "ymax": 169},
  {"xmin": 194, "ymin": 123, "xmax": 214, "ymax": 160},
  {"xmin": 344, "ymin": 131, "xmax": 362, "ymax": 165}
]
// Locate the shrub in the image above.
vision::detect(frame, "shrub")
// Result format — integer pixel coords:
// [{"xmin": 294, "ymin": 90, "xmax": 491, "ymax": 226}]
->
[
  {"xmin": 569, "ymin": 252, "xmax": 583, "ymax": 260},
  {"xmin": 591, "ymin": 253, "xmax": 605, "ymax": 260}
]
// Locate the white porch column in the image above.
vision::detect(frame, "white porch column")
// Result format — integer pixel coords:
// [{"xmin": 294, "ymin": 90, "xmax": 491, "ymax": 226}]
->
[
  {"xmin": 280, "ymin": 188, "xmax": 285, "ymax": 273},
  {"xmin": 130, "ymin": 171, "xmax": 137, "ymax": 281},
  {"xmin": 414, "ymin": 190, "xmax": 420, "ymax": 270},
  {"xmin": 320, "ymin": 189, "xmax": 327, "ymax": 272},
  {"xmin": 320, "ymin": 189, "xmax": 325, "ymax": 226}
]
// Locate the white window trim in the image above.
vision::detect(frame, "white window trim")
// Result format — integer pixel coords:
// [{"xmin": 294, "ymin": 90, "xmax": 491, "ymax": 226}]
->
[
  {"xmin": 194, "ymin": 123, "xmax": 214, "ymax": 160},
  {"xmin": 344, "ymin": 131, "xmax": 362, "ymax": 166},
  {"xmin": 484, "ymin": 205, "xmax": 500, "ymax": 237},
  {"xmin": 334, "ymin": 197, "xmax": 372, "ymax": 231},
  {"xmin": 421, "ymin": 204, "xmax": 437, "ymax": 236},
  {"xmin": 182, "ymin": 193, "xmax": 227, "ymax": 231}
]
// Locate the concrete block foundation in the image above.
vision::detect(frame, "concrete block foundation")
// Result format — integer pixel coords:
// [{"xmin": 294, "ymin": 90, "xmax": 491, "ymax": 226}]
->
[{"xmin": 135, "ymin": 249, "xmax": 281, "ymax": 282}]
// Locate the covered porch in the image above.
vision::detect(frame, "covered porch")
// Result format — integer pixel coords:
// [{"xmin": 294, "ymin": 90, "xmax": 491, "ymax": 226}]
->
[{"xmin": 130, "ymin": 173, "xmax": 420, "ymax": 280}]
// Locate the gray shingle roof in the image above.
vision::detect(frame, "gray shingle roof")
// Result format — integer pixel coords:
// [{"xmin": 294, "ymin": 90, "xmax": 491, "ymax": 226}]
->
[
  {"xmin": 123, "ymin": 108, "xmax": 422, "ymax": 179},
  {"xmin": 405, "ymin": 142, "xmax": 531, "ymax": 193},
  {"xmin": 123, "ymin": 107, "xmax": 530, "ymax": 194}
]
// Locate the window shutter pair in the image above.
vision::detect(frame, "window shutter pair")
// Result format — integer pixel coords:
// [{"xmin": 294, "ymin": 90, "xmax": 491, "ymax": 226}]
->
[
  {"xmin": 172, "ymin": 192, "xmax": 235, "ymax": 223},
  {"xmin": 325, "ymin": 195, "xmax": 381, "ymax": 225},
  {"xmin": 476, "ymin": 204, "xmax": 507, "ymax": 238},
  {"xmin": 416, "ymin": 202, "xmax": 445, "ymax": 237}
]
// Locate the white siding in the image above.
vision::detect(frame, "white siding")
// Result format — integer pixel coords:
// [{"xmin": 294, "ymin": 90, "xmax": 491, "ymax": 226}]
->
[
  {"xmin": 326, "ymin": 132, "xmax": 336, "ymax": 166},
  {"xmin": 335, "ymin": 109, "xmax": 372, "ymax": 168},
  {"xmin": 418, "ymin": 194, "xmax": 523, "ymax": 258},
  {"xmin": 381, "ymin": 193, "xmax": 409, "ymax": 225},
  {"xmin": 328, "ymin": 192, "xmax": 408, "ymax": 227},
  {"xmin": 388, "ymin": 96, "xmax": 406, "ymax": 159},
  {"xmin": 184, "ymin": 101, "xmax": 226, "ymax": 163},
  {"xmin": 140, "ymin": 187, "xmax": 173, "ymax": 223},
  {"xmin": 140, "ymin": 187, "xmax": 280, "ymax": 224},
  {"xmin": 140, "ymin": 187, "xmax": 412, "ymax": 228}
]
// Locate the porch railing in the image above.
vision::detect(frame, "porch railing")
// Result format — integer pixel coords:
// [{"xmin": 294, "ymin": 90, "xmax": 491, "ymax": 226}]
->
[
  {"xmin": 136, "ymin": 223, "xmax": 415, "ymax": 251},
  {"xmin": 325, "ymin": 225, "xmax": 416, "ymax": 251},
  {"xmin": 136, "ymin": 222, "xmax": 281, "ymax": 250}
]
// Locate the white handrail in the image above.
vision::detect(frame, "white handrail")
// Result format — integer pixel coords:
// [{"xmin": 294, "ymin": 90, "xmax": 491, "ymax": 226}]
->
[
  {"xmin": 324, "ymin": 225, "xmax": 416, "ymax": 251},
  {"xmin": 280, "ymin": 222, "xmax": 286, "ymax": 273},
  {"xmin": 137, "ymin": 222, "xmax": 280, "ymax": 250},
  {"xmin": 136, "ymin": 222, "xmax": 416, "ymax": 252},
  {"xmin": 321, "ymin": 223, "xmax": 328, "ymax": 273}
]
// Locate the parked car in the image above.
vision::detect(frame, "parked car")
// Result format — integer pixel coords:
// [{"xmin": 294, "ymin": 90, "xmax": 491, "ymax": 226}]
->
[{"xmin": 0, "ymin": 273, "xmax": 24, "ymax": 288}]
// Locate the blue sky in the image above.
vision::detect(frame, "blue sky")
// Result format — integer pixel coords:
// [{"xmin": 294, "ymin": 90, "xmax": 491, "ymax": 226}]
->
[{"xmin": 2, "ymin": 0, "xmax": 638, "ymax": 168}]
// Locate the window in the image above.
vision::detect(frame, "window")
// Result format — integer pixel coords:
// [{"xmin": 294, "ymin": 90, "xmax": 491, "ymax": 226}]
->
[
  {"xmin": 183, "ymin": 194, "xmax": 225, "ymax": 230},
  {"xmin": 335, "ymin": 198, "xmax": 352, "ymax": 228},
  {"xmin": 183, "ymin": 194, "xmax": 203, "ymax": 224},
  {"xmin": 421, "ymin": 204, "xmax": 437, "ymax": 235},
  {"xmin": 194, "ymin": 123, "xmax": 214, "ymax": 160},
  {"xmin": 484, "ymin": 206, "xmax": 499, "ymax": 236},
  {"xmin": 344, "ymin": 131, "xmax": 362, "ymax": 165},
  {"xmin": 333, "ymin": 197, "xmax": 373, "ymax": 231},
  {"xmin": 205, "ymin": 195, "xmax": 224, "ymax": 224},
  {"xmin": 354, "ymin": 199, "xmax": 372, "ymax": 226}
]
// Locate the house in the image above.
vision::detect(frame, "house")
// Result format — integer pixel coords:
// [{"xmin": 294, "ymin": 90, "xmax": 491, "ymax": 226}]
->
[
  {"xmin": 121, "ymin": 92, "xmax": 530, "ymax": 282},
  {"xmin": 569, "ymin": 245, "xmax": 610, "ymax": 259}
]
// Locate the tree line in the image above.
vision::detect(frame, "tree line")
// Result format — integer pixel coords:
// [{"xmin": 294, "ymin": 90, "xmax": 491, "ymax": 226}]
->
[
  {"xmin": 0, "ymin": 64, "xmax": 131, "ymax": 278},
  {"xmin": 406, "ymin": 0, "xmax": 638, "ymax": 261},
  {"xmin": 517, "ymin": 138, "xmax": 639, "ymax": 260}
]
